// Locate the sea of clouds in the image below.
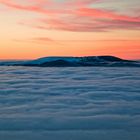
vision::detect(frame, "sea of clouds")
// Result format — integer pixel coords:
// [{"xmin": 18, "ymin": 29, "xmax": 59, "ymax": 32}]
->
[{"xmin": 0, "ymin": 66, "xmax": 140, "ymax": 140}]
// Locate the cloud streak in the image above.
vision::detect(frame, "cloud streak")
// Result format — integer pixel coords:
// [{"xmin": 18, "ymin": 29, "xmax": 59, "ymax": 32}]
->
[
  {"xmin": 0, "ymin": 0, "xmax": 140, "ymax": 32},
  {"xmin": 14, "ymin": 37, "xmax": 57, "ymax": 45}
]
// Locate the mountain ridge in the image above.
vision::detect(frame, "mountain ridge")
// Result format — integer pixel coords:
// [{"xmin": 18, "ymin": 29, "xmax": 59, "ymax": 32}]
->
[
  {"xmin": 19, "ymin": 55, "xmax": 140, "ymax": 67},
  {"xmin": 0, "ymin": 56, "xmax": 139, "ymax": 67}
]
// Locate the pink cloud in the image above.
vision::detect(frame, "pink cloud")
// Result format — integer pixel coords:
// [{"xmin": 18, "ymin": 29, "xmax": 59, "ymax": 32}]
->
[
  {"xmin": 0, "ymin": 0, "xmax": 55, "ymax": 14},
  {"xmin": 0, "ymin": 0, "xmax": 73, "ymax": 14},
  {"xmin": 0, "ymin": 0, "xmax": 140, "ymax": 32},
  {"xmin": 77, "ymin": 8, "xmax": 140, "ymax": 22},
  {"xmin": 64, "ymin": 0, "xmax": 101, "ymax": 7}
]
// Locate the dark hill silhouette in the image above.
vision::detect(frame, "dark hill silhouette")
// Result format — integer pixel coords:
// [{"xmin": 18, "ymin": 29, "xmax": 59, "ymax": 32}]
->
[
  {"xmin": 0, "ymin": 56, "xmax": 139, "ymax": 67},
  {"xmin": 19, "ymin": 55, "xmax": 139, "ymax": 67}
]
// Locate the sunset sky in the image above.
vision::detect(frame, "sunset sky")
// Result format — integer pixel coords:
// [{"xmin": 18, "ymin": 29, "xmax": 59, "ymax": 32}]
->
[{"xmin": 0, "ymin": 0, "xmax": 140, "ymax": 60}]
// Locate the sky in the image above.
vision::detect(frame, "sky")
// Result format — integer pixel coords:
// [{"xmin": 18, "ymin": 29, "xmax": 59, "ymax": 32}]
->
[{"xmin": 0, "ymin": 0, "xmax": 140, "ymax": 60}]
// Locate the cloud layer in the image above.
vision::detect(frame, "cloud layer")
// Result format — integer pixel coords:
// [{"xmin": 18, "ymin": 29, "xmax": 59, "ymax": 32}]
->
[{"xmin": 0, "ymin": 0, "xmax": 140, "ymax": 32}]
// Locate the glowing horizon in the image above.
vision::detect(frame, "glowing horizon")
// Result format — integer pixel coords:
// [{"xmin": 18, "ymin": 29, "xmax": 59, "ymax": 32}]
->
[{"xmin": 0, "ymin": 0, "xmax": 140, "ymax": 60}]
